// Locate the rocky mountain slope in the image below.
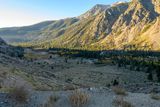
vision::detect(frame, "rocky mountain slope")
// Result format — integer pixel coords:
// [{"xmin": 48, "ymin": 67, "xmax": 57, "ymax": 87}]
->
[
  {"xmin": 0, "ymin": 38, "xmax": 24, "ymax": 57},
  {"xmin": 0, "ymin": 0, "xmax": 160, "ymax": 51},
  {"xmin": 0, "ymin": 38, "xmax": 6, "ymax": 45}
]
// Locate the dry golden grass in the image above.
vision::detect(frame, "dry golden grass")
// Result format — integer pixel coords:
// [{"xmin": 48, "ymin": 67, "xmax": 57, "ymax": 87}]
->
[
  {"xmin": 24, "ymin": 53, "xmax": 49, "ymax": 60},
  {"xmin": 69, "ymin": 90, "xmax": 90, "ymax": 107},
  {"xmin": 113, "ymin": 96, "xmax": 134, "ymax": 107},
  {"xmin": 9, "ymin": 86, "xmax": 29, "ymax": 103},
  {"xmin": 150, "ymin": 93, "xmax": 160, "ymax": 100},
  {"xmin": 112, "ymin": 86, "xmax": 127, "ymax": 96}
]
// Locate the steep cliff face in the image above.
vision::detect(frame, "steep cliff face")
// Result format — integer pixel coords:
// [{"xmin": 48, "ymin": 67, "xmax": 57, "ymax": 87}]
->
[{"xmin": 98, "ymin": 0, "xmax": 160, "ymax": 50}]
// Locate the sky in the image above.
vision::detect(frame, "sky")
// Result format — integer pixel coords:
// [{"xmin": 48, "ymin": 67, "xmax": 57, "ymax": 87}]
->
[{"xmin": 0, "ymin": 0, "xmax": 128, "ymax": 28}]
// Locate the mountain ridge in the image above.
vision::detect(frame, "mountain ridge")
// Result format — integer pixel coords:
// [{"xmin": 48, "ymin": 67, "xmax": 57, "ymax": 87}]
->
[
  {"xmin": 0, "ymin": 0, "xmax": 160, "ymax": 51},
  {"xmin": 78, "ymin": 4, "xmax": 110, "ymax": 19}
]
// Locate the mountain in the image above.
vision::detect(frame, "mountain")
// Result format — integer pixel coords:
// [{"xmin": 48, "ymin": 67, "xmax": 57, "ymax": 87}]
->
[
  {"xmin": 0, "ymin": 21, "xmax": 55, "ymax": 43},
  {"xmin": 0, "ymin": 18, "xmax": 80, "ymax": 44},
  {"xmin": 0, "ymin": 0, "xmax": 160, "ymax": 51}
]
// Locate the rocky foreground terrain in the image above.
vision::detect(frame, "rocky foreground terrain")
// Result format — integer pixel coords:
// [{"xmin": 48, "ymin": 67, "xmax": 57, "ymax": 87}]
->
[{"xmin": 1, "ymin": 88, "xmax": 160, "ymax": 107}]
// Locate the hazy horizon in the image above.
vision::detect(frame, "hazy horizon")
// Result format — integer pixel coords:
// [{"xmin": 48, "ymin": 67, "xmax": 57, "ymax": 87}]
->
[{"xmin": 0, "ymin": 0, "xmax": 129, "ymax": 28}]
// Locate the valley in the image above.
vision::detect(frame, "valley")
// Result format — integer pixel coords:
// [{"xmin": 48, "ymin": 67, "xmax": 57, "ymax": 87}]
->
[
  {"xmin": 0, "ymin": 48, "xmax": 151, "ymax": 91},
  {"xmin": 0, "ymin": 0, "xmax": 160, "ymax": 107},
  {"xmin": 1, "ymin": 46, "xmax": 160, "ymax": 107}
]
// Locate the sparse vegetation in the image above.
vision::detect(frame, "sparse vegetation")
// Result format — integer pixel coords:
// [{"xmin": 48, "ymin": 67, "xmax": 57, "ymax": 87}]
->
[{"xmin": 69, "ymin": 90, "xmax": 90, "ymax": 107}]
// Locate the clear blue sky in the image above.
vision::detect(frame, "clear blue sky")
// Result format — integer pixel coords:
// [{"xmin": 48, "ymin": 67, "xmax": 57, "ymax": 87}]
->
[{"xmin": 0, "ymin": 0, "xmax": 129, "ymax": 28}]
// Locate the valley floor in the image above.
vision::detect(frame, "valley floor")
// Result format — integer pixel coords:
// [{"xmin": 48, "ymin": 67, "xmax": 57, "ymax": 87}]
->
[
  {"xmin": 0, "ymin": 49, "xmax": 160, "ymax": 107},
  {"xmin": 0, "ymin": 52, "xmax": 152, "ymax": 91}
]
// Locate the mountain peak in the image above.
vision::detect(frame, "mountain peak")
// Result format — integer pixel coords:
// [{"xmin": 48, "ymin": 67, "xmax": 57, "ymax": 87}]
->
[
  {"xmin": 93, "ymin": 4, "xmax": 109, "ymax": 8},
  {"xmin": 78, "ymin": 4, "xmax": 110, "ymax": 19},
  {"xmin": 112, "ymin": 1, "xmax": 127, "ymax": 6}
]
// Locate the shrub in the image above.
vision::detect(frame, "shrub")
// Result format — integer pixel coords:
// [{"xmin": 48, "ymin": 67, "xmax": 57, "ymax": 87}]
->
[
  {"xmin": 147, "ymin": 73, "xmax": 153, "ymax": 81},
  {"xmin": 113, "ymin": 96, "xmax": 134, "ymax": 107},
  {"xmin": 0, "ymin": 72, "xmax": 7, "ymax": 78},
  {"xmin": 69, "ymin": 90, "xmax": 90, "ymax": 107},
  {"xmin": 43, "ymin": 95, "xmax": 59, "ymax": 107},
  {"xmin": 63, "ymin": 84, "xmax": 78, "ymax": 91},
  {"xmin": 9, "ymin": 86, "xmax": 29, "ymax": 103},
  {"xmin": 113, "ymin": 79, "xmax": 119, "ymax": 86},
  {"xmin": 150, "ymin": 93, "xmax": 160, "ymax": 100},
  {"xmin": 112, "ymin": 87, "xmax": 127, "ymax": 96}
]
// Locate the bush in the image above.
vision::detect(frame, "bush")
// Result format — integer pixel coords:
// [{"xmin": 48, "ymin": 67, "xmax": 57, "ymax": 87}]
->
[
  {"xmin": 147, "ymin": 73, "xmax": 153, "ymax": 81},
  {"xmin": 113, "ymin": 96, "xmax": 134, "ymax": 107},
  {"xmin": 113, "ymin": 79, "xmax": 119, "ymax": 86},
  {"xmin": 69, "ymin": 90, "xmax": 90, "ymax": 107},
  {"xmin": 43, "ymin": 95, "xmax": 59, "ymax": 107},
  {"xmin": 150, "ymin": 93, "xmax": 160, "ymax": 100},
  {"xmin": 0, "ymin": 71, "xmax": 7, "ymax": 78},
  {"xmin": 63, "ymin": 84, "xmax": 78, "ymax": 91},
  {"xmin": 9, "ymin": 86, "xmax": 29, "ymax": 103},
  {"xmin": 112, "ymin": 87, "xmax": 127, "ymax": 96}
]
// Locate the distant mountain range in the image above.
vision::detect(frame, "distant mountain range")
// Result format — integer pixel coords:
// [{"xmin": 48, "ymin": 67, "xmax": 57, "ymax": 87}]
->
[{"xmin": 0, "ymin": 0, "xmax": 160, "ymax": 51}]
